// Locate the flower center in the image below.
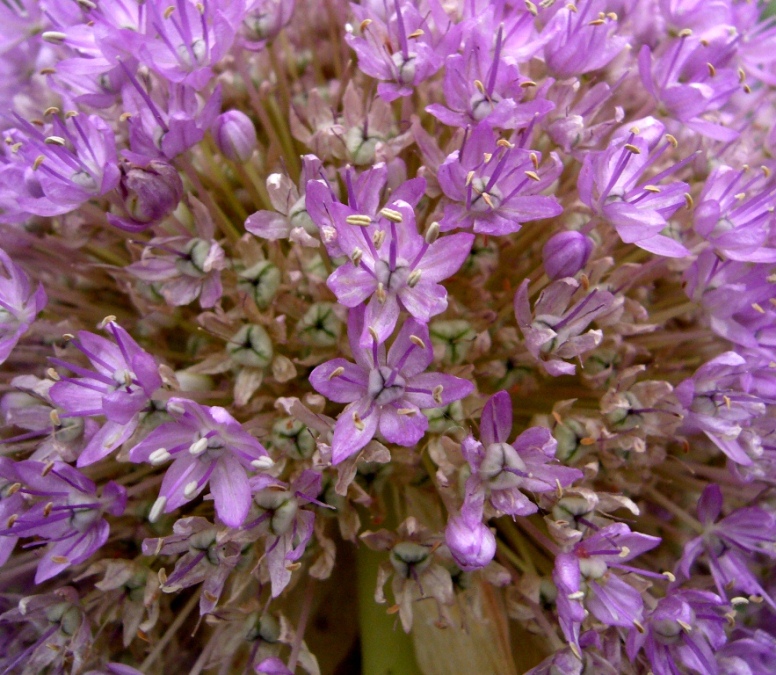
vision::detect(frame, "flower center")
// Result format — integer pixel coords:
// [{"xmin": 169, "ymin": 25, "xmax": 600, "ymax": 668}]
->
[{"xmin": 368, "ymin": 366, "xmax": 406, "ymax": 405}]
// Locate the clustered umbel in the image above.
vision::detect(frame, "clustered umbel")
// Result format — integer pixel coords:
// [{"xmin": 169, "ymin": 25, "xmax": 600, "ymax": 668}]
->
[{"xmin": 0, "ymin": 1, "xmax": 776, "ymax": 674}]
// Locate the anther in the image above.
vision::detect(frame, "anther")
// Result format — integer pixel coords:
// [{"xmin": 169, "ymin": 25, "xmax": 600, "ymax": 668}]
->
[
  {"xmin": 643, "ymin": 185, "xmax": 661, "ymax": 193},
  {"xmin": 43, "ymin": 502, "xmax": 54, "ymax": 517},
  {"xmin": 662, "ymin": 571, "xmax": 676, "ymax": 582},
  {"xmin": 465, "ymin": 171, "xmax": 475, "ymax": 186},
  {"xmin": 33, "ymin": 155, "xmax": 45, "ymax": 170},
  {"xmin": 149, "ymin": 448, "xmax": 171, "ymax": 465},
  {"xmin": 677, "ymin": 620, "xmax": 692, "ymax": 632},
  {"xmin": 483, "ymin": 152, "xmax": 493, "ymax": 163},
  {"xmin": 731, "ymin": 596, "xmax": 749, "ymax": 605},
  {"xmin": 432, "ymin": 385, "xmax": 444, "ymax": 405},
  {"xmin": 163, "ymin": 5, "xmax": 176, "ymax": 19},
  {"xmin": 51, "ymin": 555, "xmax": 70, "ymax": 564},
  {"xmin": 351, "ymin": 248, "xmax": 363, "ymax": 266},
  {"xmin": 408, "ymin": 28, "xmax": 424, "ymax": 38},
  {"xmin": 567, "ymin": 591, "xmax": 585, "ymax": 600},
  {"xmin": 368, "ymin": 327, "xmax": 379, "ymax": 342},
  {"xmin": 373, "ymin": 230, "xmax": 386, "ymax": 249},
  {"xmin": 425, "ymin": 222, "xmax": 440, "ymax": 244},
  {"xmin": 619, "ymin": 546, "xmax": 630, "ymax": 558},
  {"xmin": 49, "ymin": 409, "xmax": 61, "ymax": 426},
  {"xmin": 407, "ymin": 269, "xmax": 422, "ymax": 287},
  {"xmin": 42, "ymin": 31, "xmax": 67, "ymax": 44},
  {"xmin": 496, "ymin": 139, "xmax": 514, "ymax": 149},
  {"xmin": 189, "ymin": 438, "xmax": 208, "ymax": 456},
  {"xmin": 352, "ymin": 412, "xmax": 365, "ymax": 431},
  {"xmin": 6, "ymin": 514, "xmax": 18, "ymax": 528},
  {"xmin": 474, "ymin": 79, "xmax": 486, "ymax": 94},
  {"xmin": 183, "ymin": 481, "xmax": 200, "ymax": 499},
  {"xmin": 665, "ymin": 134, "xmax": 678, "ymax": 147},
  {"xmin": 360, "ymin": 19, "xmax": 372, "ymax": 31},
  {"xmin": 624, "ymin": 143, "xmax": 641, "ymax": 154},
  {"xmin": 376, "ymin": 283, "xmax": 387, "ymax": 304},
  {"xmin": 44, "ymin": 136, "xmax": 66, "ymax": 146},
  {"xmin": 328, "ymin": 366, "xmax": 345, "ymax": 379},
  {"xmin": 555, "ymin": 479, "xmax": 563, "ymax": 498},
  {"xmin": 149, "ymin": 497, "xmax": 167, "ymax": 523},
  {"xmin": 397, "ymin": 408, "xmax": 416, "ymax": 415},
  {"xmin": 520, "ymin": 80, "xmax": 537, "ymax": 88},
  {"xmin": 75, "ymin": 0, "xmax": 97, "ymax": 7},
  {"xmin": 630, "ymin": 126, "xmax": 640, "ymax": 134},
  {"xmin": 524, "ymin": 170, "xmax": 541, "ymax": 181},
  {"xmin": 119, "ymin": 112, "xmax": 133, "ymax": 122},
  {"xmin": 707, "ymin": 63, "xmax": 716, "ymax": 77},
  {"xmin": 43, "ymin": 107, "xmax": 60, "ymax": 117},
  {"xmin": 380, "ymin": 207, "xmax": 403, "ymax": 223},
  {"xmin": 409, "ymin": 335, "xmax": 426, "ymax": 349},
  {"xmin": 251, "ymin": 456, "xmax": 275, "ymax": 469},
  {"xmin": 752, "ymin": 302, "xmax": 765, "ymax": 314},
  {"xmin": 633, "ymin": 620, "xmax": 645, "ymax": 634},
  {"xmin": 530, "ymin": 152, "xmax": 539, "ymax": 170},
  {"xmin": 677, "ymin": 28, "xmax": 693, "ymax": 38},
  {"xmin": 41, "ymin": 461, "xmax": 55, "ymax": 476},
  {"xmin": 6, "ymin": 483, "xmax": 20, "ymax": 496},
  {"xmin": 346, "ymin": 214, "xmax": 372, "ymax": 226},
  {"xmin": 525, "ymin": 0, "xmax": 538, "ymax": 16},
  {"xmin": 684, "ymin": 193, "xmax": 694, "ymax": 209},
  {"xmin": 99, "ymin": 315, "xmax": 117, "ymax": 329}
]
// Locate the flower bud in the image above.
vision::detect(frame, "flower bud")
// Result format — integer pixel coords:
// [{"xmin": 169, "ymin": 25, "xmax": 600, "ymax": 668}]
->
[
  {"xmin": 118, "ymin": 160, "xmax": 183, "ymax": 225},
  {"xmin": 445, "ymin": 515, "xmax": 496, "ymax": 571},
  {"xmin": 242, "ymin": 0, "xmax": 295, "ymax": 47},
  {"xmin": 213, "ymin": 111, "xmax": 257, "ymax": 162},
  {"xmin": 297, "ymin": 302, "xmax": 341, "ymax": 347},
  {"xmin": 237, "ymin": 260, "xmax": 281, "ymax": 309},
  {"xmin": 542, "ymin": 231, "xmax": 593, "ymax": 280}
]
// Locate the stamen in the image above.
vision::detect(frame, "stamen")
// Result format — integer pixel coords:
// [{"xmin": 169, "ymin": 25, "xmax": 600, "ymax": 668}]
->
[
  {"xmin": 352, "ymin": 412, "xmax": 365, "ymax": 431},
  {"xmin": 328, "ymin": 366, "xmax": 345, "ymax": 379},
  {"xmin": 380, "ymin": 207, "xmax": 403, "ymax": 223},
  {"xmin": 149, "ymin": 496, "xmax": 167, "ymax": 523},
  {"xmin": 662, "ymin": 571, "xmax": 676, "ymax": 582},
  {"xmin": 373, "ymin": 230, "xmax": 386, "ymax": 249},
  {"xmin": 425, "ymin": 222, "xmax": 440, "ymax": 244},
  {"xmin": 149, "ymin": 448, "xmax": 171, "ymax": 465},
  {"xmin": 251, "ymin": 456, "xmax": 275, "ymax": 469},
  {"xmin": 409, "ymin": 335, "xmax": 426, "ymax": 349},
  {"xmin": 432, "ymin": 385, "xmax": 443, "ymax": 405},
  {"xmin": 351, "ymin": 248, "xmax": 363, "ymax": 266},
  {"xmin": 189, "ymin": 438, "xmax": 208, "ymax": 456},
  {"xmin": 346, "ymin": 214, "xmax": 372, "ymax": 226},
  {"xmin": 183, "ymin": 480, "xmax": 200, "ymax": 499},
  {"xmin": 376, "ymin": 283, "xmax": 387, "ymax": 303},
  {"xmin": 407, "ymin": 269, "xmax": 422, "ymax": 287}
]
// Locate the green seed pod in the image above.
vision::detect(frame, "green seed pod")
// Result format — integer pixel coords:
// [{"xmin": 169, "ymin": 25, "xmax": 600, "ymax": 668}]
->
[
  {"xmin": 270, "ymin": 416, "xmax": 316, "ymax": 459},
  {"xmin": 227, "ymin": 324, "xmax": 273, "ymax": 368},
  {"xmin": 237, "ymin": 260, "xmax": 281, "ymax": 309},
  {"xmin": 430, "ymin": 320, "xmax": 476, "ymax": 364},
  {"xmin": 298, "ymin": 302, "xmax": 341, "ymax": 347}
]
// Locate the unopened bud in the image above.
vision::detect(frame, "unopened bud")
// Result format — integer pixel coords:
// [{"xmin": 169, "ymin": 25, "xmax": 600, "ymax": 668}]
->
[
  {"xmin": 542, "ymin": 231, "xmax": 594, "ymax": 280},
  {"xmin": 213, "ymin": 110, "xmax": 257, "ymax": 162},
  {"xmin": 228, "ymin": 324, "xmax": 274, "ymax": 368}
]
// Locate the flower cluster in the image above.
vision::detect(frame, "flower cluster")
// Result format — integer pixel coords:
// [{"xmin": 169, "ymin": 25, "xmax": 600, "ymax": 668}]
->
[{"xmin": 1, "ymin": 1, "xmax": 776, "ymax": 674}]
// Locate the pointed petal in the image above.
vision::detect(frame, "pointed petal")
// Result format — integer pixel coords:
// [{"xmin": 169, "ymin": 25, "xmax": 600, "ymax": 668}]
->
[{"xmin": 211, "ymin": 454, "xmax": 251, "ymax": 528}]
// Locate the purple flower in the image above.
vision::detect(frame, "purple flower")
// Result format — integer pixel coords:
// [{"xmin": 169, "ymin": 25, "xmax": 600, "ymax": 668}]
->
[
  {"xmin": 444, "ymin": 485, "xmax": 496, "ymax": 571},
  {"xmin": 247, "ymin": 470, "xmax": 324, "ymax": 597},
  {"xmin": 542, "ymin": 231, "xmax": 594, "ymax": 281},
  {"xmin": 540, "ymin": 0, "xmax": 627, "ymax": 78},
  {"xmin": 437, "ymin": 121, "xmax": 562, "ymax": 235},
  {"xmin": 426, "ymin": 22, "xmax": 553, "ymax": 129},
  {"xmin": 326, "ymin": 199, "xmax": 474, "ymax": 347},
  {"xmin": 240, "ymin": 0, "xmax": 295, "ymax": 50},
  {"xmin": 0, "ymin": 460, "xmax": 125, "ymax": 583},
  {"xmin": 675, "ymin": 352, "xmax": 766, "ymax": 466},
  {"xmin": 638, "ymin": 31, "xmax": 741, "ymax": 141},
  {"xmin": 0, "ymin": 247, "xmax": 46, "ymax": 364},
  {"xmin": 49, "ymin": 321, "xmax": 162, "ymax": 467},
  {"xmin": 129, "ymin": 397, "xmax": 268, "ymax": 528},
  {"xmin": 693, "ymin": 165, "xmax": 776, "ymax": 263},
  {"xmin": 345, "ymin": 0, "xmax": 459, "ymax": 102},
  {"xmin": 108, "ymin": 159, "xmax": 184, "ymax": 232},
  {"xmin": 626, "ymin": 589, "xmax": 729, "ymax": 675},
  {"xmin": 138, "ymin": 0, "xmax": 245, "ymax": 89},
  {"xmin": 677, "ymin": 484, "xmax": 776, "ymax": 608},
  {"xmin": 0, "ymin": 457, "xmax": 25, "ymax": 566},
  {"xmin": 245, "ymin": 155, "xmax": 324, "ymax": 245},
  {"xmin": 578, "ymin": 117, "xmax": 693, "ymax": 258},
  {"xmin": 142, "ymin": 516, "xmax": 247, "ymax": 614},
  {"xmin": 460, "ymin": 391, "xmax": 582, "ymax": 520},
  {"xmin": 514, "ymin": 277, "xmax": 614, "ymax": 377},
  {"xmin": 213, "ymin": 110, "xmax": 258, "ymax": 162},
  {"xmin": 0, "ymin": 113, "xmax": 119, "ymax": 220},
  {"xmin": 126, "ymin": 198, "xmax": 226, "ymax": 307},
  {"xmin": 255, "ymin": 657, "xmax": 293, "ymax": 675},
  {"xmin": 310, "ymin": 307, "xmax": 473, "ymax": 464},
  {"xmin": 553, "ymin": 523, "xmax": 661, "ymax": 649}
]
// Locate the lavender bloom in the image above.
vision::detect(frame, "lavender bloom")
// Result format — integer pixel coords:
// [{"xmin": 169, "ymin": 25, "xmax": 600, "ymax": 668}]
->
[
  {"xmin": 0, "ymin": 248, "xmax": 46, "ymax": 365},
  {"xmin": 49, "ymin": 321, "xmax": 162, "ymax": 467},
  {"xmin": 0, "ymin": 588, "xmax": 91, "ymax": 675},
  {"xmin": 426, "ymin": 22, "xmax": 553, "ymax": 129},
  {"xmin": 240, "ymin": 0, "xmax": 295, "ymax": 50},
  {"xmin": 213, "ymin": 110, "xmax": 257, "ymax": 162},
  {"xmin": 553, "ymin": 523, "xmax": 661, "ymax": 649},
  {"xmin": 306, "ymin": 161, "xmax": 426, "ymax": 256},
  {"xmin": 437, "ymin": 121, "xmax": 562, "ymax": 235},
  {"xmin": 444, "ymin": 485, "xmax": 496, "ymax": 571},
  {"xmin": 626, "ymin": 589, "xmax": 729, "ymax": 675},
  {"xmin": 675, "ymin": 352, "xmax": 766, "ymax": 466},
  {"xmin": 245, "ymin": 154, "xmax": 323, "ymax": 245},
  {"xmin": 310, "ymin": 307, "xmax": 473, "ymax": 464},
  {"xmin": 123, "ymin": 79, "xmax": 222, "ymax": 160},
  {"xmin": 108, "ymin": 159, "xmax": 184, "ymax": 232},
  {"xmin": 126, "ymin": 198, "xmax": 226, "ymax": 307},
  {"xmin": 542, "ymin": 231, "xmax": 594, "ymax": 281},
  {"xmin": 514, "ymin": 277, "xmax": 614, "ymax": 377},
  {"xmin": 0, "ymin": 113, "xmax": 119, "ymax": 220},
  {"xmin": 248, "ymin": 470, "xmax": 325, "ymax": 597},
  {"xmin": 693, "ymin": 165, "xmax": 776, "ymax": 263},
  {"xmin": 139, "ymin": 0, "xmax": 245, "ymax": 90},
  {"xmin": 0, "ymin": 460, "xmax": 125, "ymax": 583},
  {"xmin": 578, "ymin": 117, "xmax": 693, "ymax": 258},
  {"xmin": 639, "ymin": 31, "xmax": 741, "ymax": 141},
  {"xmin": 0, "ymin": 457, "xmax": 24, "ymax": 566},
  {"xmin": 326, "ymin": 199, "xmax": 474, "ymax": 347},
  {"xmin": 1, "ymin": 375, "xmax": 98, "ymax": 463},
  {"xmin": 460, "ymin": 391, "xmax": 582, "ymax": 522},
  {"xmin": 129, "ymin": 397, "xmax": 268, "ymax": 528},
  {"xmin": 142, "ymin": 517, "xmax": 247, "ymax": 614},
  {"xmin": 677, "ymin": 484, "xmax": 776, "ymax": 607},
  {"xmin": 539, "ymin": 0, "xmax": 627, "ymax": 78},
  {"xmin": 345, "ymin": 0, "xmax": 459, "ymax": 102}
]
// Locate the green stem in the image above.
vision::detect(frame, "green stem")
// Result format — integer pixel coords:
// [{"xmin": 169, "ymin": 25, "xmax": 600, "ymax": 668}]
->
[{"xmin": 357, "ymin": 543, "xmax": 422, "ymax": 675}]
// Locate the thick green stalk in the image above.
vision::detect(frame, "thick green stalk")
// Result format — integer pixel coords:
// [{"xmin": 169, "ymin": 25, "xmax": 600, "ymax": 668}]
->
[{"xmin": 357, "ymin": 544, "xmax": 422, "ymax": 675}]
